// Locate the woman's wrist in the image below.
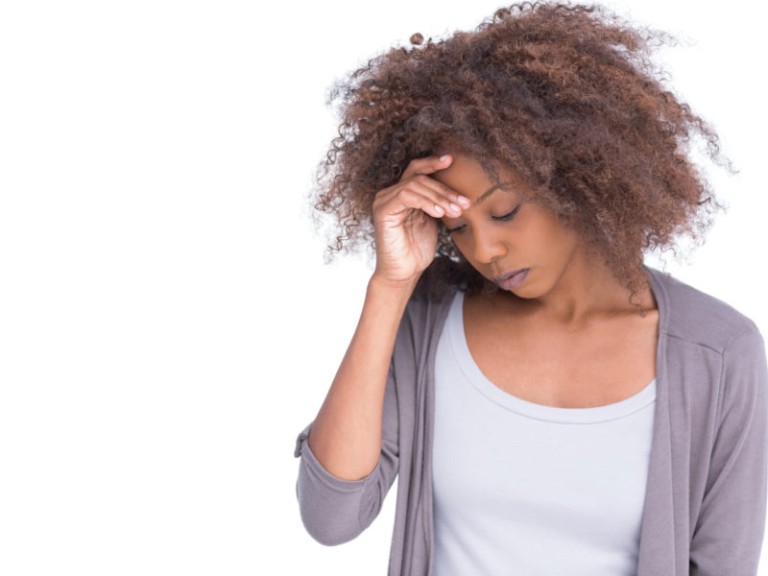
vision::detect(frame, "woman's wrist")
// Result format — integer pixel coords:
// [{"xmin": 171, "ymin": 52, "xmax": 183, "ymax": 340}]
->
[{"xmin": 368, "ymin": 272, "xmax": 420, "ymax": 301}]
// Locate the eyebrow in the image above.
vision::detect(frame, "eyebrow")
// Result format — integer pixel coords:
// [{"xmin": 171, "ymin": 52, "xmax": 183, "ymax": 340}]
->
[{"xmin": 472, "ymin": 184, "xmax": 503, "ymax": 207}]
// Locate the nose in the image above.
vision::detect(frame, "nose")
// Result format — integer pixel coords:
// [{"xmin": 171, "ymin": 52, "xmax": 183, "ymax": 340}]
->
[{"xmin": 470, "ymin": 227, "xmax": 507, "ymax": 264}]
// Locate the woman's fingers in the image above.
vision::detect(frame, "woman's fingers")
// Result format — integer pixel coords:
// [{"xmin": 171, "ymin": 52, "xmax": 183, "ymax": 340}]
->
[
  {"xmin": 374, "ymin": 177, "xmax": 464, "ymax": 220},
  {"xmin": 400, "ymin": 154, "xmax": 453, "ymax": 179},
  {"xmin": 374, "ymin": 157, "xmax": 470, "ymax": 222},
  {"xmin": 400, "ymin": 155, "xmax": 471, "ymax": 208}
]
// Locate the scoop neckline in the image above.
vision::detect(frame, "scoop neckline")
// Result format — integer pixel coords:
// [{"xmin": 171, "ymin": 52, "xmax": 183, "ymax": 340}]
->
[{"xmin": 445, "ymin": 291, "xmax": 657, "ymax": 424}]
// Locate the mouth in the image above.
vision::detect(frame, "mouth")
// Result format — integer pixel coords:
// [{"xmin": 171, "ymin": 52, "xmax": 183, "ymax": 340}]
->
[{"xmin": 493, "ymin": 268, "xmax": 530, "ymax": 291}]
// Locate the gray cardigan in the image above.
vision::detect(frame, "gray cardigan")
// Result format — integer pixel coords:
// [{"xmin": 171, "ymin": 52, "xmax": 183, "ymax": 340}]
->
[{"xmin": 295, "ymin": 268, "xmax": 768, "ymax": 575}]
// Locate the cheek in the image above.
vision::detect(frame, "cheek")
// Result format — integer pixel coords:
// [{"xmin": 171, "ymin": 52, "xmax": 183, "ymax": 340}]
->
[
  {"xmin": 525, "ymin": 213, "xmax": 576, "ymax": 250},
  {"xmin": 542, "ymin": 228, "xmax": 580, "ymax": 262}
]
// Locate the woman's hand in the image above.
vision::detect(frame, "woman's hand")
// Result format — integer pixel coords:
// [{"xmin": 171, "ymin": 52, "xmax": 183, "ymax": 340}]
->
[{"xmin": 371, "ymin": 155, "xmax": 469, "ymax": 286}]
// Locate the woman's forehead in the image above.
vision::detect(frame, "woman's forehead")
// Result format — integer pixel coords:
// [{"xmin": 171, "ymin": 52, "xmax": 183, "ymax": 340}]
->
[{"xmin": 432, "ymin": 153, "xmax": 530, "ymax": 202}]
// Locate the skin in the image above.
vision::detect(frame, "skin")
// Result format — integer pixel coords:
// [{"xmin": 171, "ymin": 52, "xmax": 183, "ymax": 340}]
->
[
  {"xmin": 434, "ymin": 154, "xmax": 659, "ymax": 408},
  {"xmin": 308, "ymin": 153, "xmax": 658, "ymax": 480}
]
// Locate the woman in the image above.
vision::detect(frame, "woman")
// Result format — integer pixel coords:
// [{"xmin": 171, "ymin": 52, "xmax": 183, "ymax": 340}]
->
[{"xmin": 294, "ymin": 3, "xmax": 768, "ymax": 575}]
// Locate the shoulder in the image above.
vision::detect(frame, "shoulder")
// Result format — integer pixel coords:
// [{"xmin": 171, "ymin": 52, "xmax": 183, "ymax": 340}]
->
[{"xmin": 648, "ymin": 266, "xmax": 762, "ymax": 354}]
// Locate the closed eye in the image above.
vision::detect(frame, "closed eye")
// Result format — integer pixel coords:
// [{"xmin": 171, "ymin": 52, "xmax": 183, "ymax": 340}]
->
[
  {"xmin": 492, "ymin": 205, "xmax": 521, "ymax": 222},
  {"xmin": 446, "ymin": 204, "xmax": 521, "ymax": 234},
  {"xmin": 445, "ymin": 223, "xmax": 465, "ymax": 234}
]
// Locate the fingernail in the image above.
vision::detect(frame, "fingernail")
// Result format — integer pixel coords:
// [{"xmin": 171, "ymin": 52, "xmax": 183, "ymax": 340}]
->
[
  {"xmin": 439, "ymin": 154, "xmax": 450, "ymax": 162},
  {"xmin": 434, "ymin": 204, "xmax": 445, "ymax": 216},
  {"xmin": 449, "ymin": 203, "xmax": 461, "ymax": 213},
  {"xmin": 457, "ymin": 195, "xmax": 471, "ymax": 207}
]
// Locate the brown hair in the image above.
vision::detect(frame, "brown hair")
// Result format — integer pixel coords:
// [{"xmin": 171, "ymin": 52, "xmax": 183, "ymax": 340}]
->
[{"xmin": 312, "ymin": 2, "xmax": 725, "ymax": 294}]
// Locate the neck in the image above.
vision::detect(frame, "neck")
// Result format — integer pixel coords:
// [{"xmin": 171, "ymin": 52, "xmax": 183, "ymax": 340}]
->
[{"xmin": 510, "ymin": 249, "xmax": 654, "ymax": 326}]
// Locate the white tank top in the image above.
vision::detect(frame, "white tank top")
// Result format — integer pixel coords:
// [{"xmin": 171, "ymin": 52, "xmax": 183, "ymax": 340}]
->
[{"xmin": 433, "ymin": 292, "xmax": 656, "ymax": 576}]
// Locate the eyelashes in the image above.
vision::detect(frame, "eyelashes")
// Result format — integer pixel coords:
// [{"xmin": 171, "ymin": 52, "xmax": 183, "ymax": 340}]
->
[
  {"xmin": 445, "ymin": 204, "xmax": 522, "ymax": 234},
  {"xmin": 492, "ymin": 205, "xmax": 522, "ymax": 222}
]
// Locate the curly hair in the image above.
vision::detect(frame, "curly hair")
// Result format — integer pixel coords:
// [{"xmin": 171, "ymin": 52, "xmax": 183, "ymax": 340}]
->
[{"xmin": 312, "ymin": 2, "xmax": 724, "ymax": 295}]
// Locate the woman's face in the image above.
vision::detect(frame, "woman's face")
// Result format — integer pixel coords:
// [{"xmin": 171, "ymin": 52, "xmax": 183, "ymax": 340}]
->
[{"xmin": 433, "ymin": 153, "xmax": 584, "ymax": 300}]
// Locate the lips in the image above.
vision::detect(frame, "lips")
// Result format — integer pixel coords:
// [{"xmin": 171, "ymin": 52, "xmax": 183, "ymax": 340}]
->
[{"xmin": 493, "ymin": 268, "xmax": 530, "ymax": 291}]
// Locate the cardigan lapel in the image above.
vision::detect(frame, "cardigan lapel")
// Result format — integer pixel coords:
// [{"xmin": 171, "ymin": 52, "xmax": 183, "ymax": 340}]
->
[
  {"xmin": 637, "ymin": 268, "xmax": 679, "ymax": 575},
  {"xmin": 636, "ymin": 357, "xmax": 678, "ymax": 575}
]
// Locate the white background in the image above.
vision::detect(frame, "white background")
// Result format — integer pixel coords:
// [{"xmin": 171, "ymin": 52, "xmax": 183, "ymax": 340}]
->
[{"xmin": 1, "ymin": 1, "xmax": 765, "ymax": 574}]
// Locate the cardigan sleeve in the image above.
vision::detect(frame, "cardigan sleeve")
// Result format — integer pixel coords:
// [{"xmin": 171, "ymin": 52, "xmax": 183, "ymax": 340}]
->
[
  {"xmin": 293, "ymin": 357, "xmax": 401, "ymax": 546},
  {"xmin": 690, "ymin": 326, "xmax": 768, "ymax": 575}
]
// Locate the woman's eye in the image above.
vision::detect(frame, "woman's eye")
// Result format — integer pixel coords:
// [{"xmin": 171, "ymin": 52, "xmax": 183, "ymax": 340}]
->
[
  {"xmin": 492, "ymin": 205, "xmax": 521, "ymax": 222},
  {"xmin": 445, "ymin": 224, "xmax": 465, "ymax": 234}
]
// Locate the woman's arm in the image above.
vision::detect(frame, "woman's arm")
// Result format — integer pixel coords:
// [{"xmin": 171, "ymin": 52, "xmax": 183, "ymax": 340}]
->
[
  {"xmin": 308, "ymin": 154, "xmax": 467, "ymax": 480},
  {"xmin": 307, "ymin": 275, "xmax": 417, "ymax": 480},
  {"xmin": 690, "ymin": 327, "xmax": 768, "ymax": 575},
  {"xmin": 295, "ymin": 155, "xmax": 469, "ymax": 543}
]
